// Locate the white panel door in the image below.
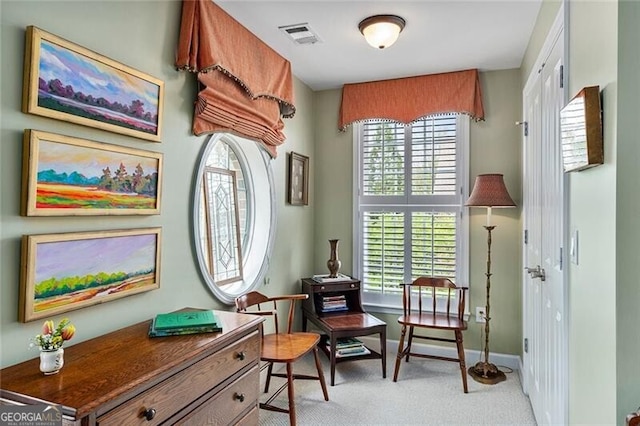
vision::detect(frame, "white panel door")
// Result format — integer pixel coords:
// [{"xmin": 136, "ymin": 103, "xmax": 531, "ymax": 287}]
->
[{"xmin": 522, "ymin": 13, "xmax": 567, "ymax": 426}]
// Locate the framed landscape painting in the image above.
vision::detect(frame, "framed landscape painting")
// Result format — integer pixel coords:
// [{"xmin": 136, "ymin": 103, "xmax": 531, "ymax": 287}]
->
[
  {"xmin": 22, "ymin": 26, "xmax": 164, "ymax": 142},
  {"xmin": 22, "ymin": 130, "xmax": 163, "ymax": 216},
  {"xmin": 19, "ymin": 228, "xmax": 161, "ymax": 322}
]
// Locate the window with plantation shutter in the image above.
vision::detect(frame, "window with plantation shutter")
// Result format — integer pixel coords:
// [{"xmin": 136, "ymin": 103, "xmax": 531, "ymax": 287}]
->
[{"xmin": 354, "ymin": 114, "xmax": 469, "ymax": 311}]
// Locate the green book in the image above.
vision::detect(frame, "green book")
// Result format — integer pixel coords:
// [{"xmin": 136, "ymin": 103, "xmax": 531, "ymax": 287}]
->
[
  {"xmin": 153, "ymin": 310, "xmax": 218, "ymax": 330},
  {"xmin": 148, "ymin": 318, "xmax": 222, "ymax": 338},
  {"xmin": 335, "ymin": 337, "xmax": 364, "ymax": 349}
]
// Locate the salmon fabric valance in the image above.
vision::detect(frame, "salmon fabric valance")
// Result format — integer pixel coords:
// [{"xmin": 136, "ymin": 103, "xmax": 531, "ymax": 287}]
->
[
  {"xmin": 176, "ymin": 0, "xmax": 295, "ymax": 157},
  {"xmin": 339, "ymin": 69, "xmax": 484, "ymax": 131},
  {"xmin": 193, "ymin": 71, "xmax": 285, "ymax": 158}
]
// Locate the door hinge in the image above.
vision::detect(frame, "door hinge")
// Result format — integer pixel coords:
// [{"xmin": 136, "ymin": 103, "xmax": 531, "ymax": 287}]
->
[
  {"xmin": 516, "ymin": 121, "xmax": 528, "ymax": 137},
  {"xmin": 559, "ymin": 247, "xmax": 563, "ymax": 270},
  {"xmin": 524, "ymin": 229, "xmax": 528, "ymax": 245},
  {"xmin": 559, "ymin": 65, "xmax": 564, "ymax": 88},
  {"xmin": 524, "ymin": 338, "xmax": 529, "ymax": 353}
]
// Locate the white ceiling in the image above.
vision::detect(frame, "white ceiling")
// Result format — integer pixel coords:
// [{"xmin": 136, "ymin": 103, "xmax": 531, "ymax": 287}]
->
[{"xmin": 217, "ymin": 1, "xmax": 543, "ymax": 91}]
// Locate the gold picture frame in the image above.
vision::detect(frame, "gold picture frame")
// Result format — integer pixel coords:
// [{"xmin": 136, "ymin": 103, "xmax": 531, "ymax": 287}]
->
[
  {"xmin": 22, "ymin": 26, "xmax": 164, "ymax": 142},
  {"xmin": 287, "ymin": 152, "xmax": 309, "ymax": 206},
  {"xmin": 22, "ymin": 129, "xmax": 163, "ymax": 216},
  {"xmin": 19, "ymin": 228, "xmax": 162, "ymax": 322}
]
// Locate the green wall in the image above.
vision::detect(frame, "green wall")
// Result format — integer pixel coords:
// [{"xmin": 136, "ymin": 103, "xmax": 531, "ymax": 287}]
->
[
  {"xmin": 568, "ymin": 1, "xmax": 618, "ymax": 424},
  {"xmin": 312, "ymin": 69, "xmax": 524, "ymax": 357},
  {"xmin": 616, "ymin": 0, "xmax": 640, "ymax": 422},
  {"xmin": 0, "ymin": 0, "xmax": 314, "ymax": 367}
]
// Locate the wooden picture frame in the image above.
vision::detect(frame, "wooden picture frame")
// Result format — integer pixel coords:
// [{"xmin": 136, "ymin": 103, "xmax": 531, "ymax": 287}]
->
[
  {"xmin": 22, "ymin": 26, "xmax": 164, "ymax": 142},
  {"xmin": 19, "ymin": 228, "xmax": 162, "ymax": 322},
  {"xmin": 287, "ymin": 152, "xmax": 309, "ymax": 205},
  {"xmin": 22, "ymin": 129, "xmax": 163, "ymax": 216},
  {"xmin": 560, "ymin": 85, "xmax": 603, "ymax": 172}
]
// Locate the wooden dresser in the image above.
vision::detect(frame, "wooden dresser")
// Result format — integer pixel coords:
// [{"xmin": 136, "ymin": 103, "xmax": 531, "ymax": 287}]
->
[{"xmin": 0, "ymin": 310, "xmax": 263, "ymax": 425}]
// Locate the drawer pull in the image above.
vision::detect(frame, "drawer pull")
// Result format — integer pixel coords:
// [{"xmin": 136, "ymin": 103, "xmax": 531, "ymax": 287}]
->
[
  {"xmin": 234, "ymin": 392, "xmax": 245, "ymax": 403},
  {"xmin": 236, "ymin": 351, "xmax": 246, "ymax": 361},
  {"xmin": 142, "ymin": 408, "xmax": 156, "ymax": 421},
  {"xmin": 350, "ymin": 284, "xmax": 355, "ymax": 288}
]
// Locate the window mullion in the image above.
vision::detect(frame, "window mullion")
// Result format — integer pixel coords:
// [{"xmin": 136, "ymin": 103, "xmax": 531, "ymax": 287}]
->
[
  {"xmin": 404, "ymin": 207, "xmax": 412, "ymax": 284},
  {"xmin": 404, "ymin": 124, "xmax": 412, "ymax": 202}
]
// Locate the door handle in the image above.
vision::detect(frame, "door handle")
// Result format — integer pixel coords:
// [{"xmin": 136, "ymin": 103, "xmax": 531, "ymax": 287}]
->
[{"xmin": 525, "ymin": 265, "xmax": 546, "ymax": 281}]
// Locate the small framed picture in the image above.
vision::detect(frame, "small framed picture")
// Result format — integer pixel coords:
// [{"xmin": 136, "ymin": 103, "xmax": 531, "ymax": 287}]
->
[{"xmin": 287, "ymin": 152, "xmax": 309, "ymax": 206}]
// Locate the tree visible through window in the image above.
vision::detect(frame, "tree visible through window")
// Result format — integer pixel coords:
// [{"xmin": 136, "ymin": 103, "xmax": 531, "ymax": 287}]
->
[{"xmin": 355, "ymin": 114, "xmax": 468, "ymax": 309}]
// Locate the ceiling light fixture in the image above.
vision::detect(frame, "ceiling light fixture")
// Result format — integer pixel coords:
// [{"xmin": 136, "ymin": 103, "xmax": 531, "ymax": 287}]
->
[{"xmin": 358, "ymin": 14, "xmax": 406, "ymax": 49}]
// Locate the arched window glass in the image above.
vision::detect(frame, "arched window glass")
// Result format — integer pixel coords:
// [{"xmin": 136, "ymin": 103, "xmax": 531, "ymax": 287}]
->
[{"xmin": 193, "ymin": 133, "xmax": 275, "ymax": 304}]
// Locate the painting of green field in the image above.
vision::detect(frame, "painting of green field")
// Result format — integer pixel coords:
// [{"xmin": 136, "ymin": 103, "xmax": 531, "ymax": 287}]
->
[
  {"xmin": 22, "ymin": 130, "xmax": 163, "ymax": 216},
  {"xmin": 37, "ymin": 183, "xmax": 156, "ymax": 209},
  {"xmin": 34, "ymin": 272, "xmax": 156, "ymax": 313},
  {"xmin": 20, "ymin": 228, "xmax": 161, "ymax": 322}
]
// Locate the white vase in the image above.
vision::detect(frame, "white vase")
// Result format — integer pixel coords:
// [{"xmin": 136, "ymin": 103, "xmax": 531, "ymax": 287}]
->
[{"xmin": 39, "ymin": 347, "xmax": 64, "ymax": 375}]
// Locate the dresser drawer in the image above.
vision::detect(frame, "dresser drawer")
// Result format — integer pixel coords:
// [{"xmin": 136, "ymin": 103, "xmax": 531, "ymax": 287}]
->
[
  {"xmin": 311, "ymin": 281, "xmax": 359, "ymax": 293},
  {"xmin": 175, "ymin": 366, "xmax": 259, "ymax": 426},
  {"xmin": 234, "ymin": 407, "xmax": 259, "ymax": 426},
  {"xmin": 97, "ymin": 331, "xmax": 259, "ymax": 425}
]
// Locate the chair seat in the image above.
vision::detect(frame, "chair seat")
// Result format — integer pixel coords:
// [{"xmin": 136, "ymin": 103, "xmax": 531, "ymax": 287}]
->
[
  {"xmin": 398, "ymin": 313, "xmax": 467, "ymax": 330},
  {"xmin": 262, "ymin": 332, "xmax": 321, "ymax": 362}
]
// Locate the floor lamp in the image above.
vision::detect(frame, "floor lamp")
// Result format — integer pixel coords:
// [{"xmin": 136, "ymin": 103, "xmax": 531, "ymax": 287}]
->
[{"xmin": 465, "ymin": 174, "xmax": 516, "ymax": 385}]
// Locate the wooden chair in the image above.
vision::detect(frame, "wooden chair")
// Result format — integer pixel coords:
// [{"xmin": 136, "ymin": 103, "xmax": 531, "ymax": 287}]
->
[
  {"xmin": 392, "ymin": 276, "xmax": 469, "ymax": 393},
  {"xmin": 235, "ymin": 291, "xmax": 329, "ymax": 425}
]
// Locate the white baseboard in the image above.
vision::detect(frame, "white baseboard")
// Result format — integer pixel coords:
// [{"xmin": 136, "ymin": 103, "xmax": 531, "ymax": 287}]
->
[{"xmin": 358, "ymin": 335, "xmax": 522, "ymax": 372}]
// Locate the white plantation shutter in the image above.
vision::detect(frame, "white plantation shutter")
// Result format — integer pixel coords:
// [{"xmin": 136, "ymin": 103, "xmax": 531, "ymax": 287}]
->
[
  {"xmin": 362, "ymin": 211, "xmax": 405, "ymax": 296},
  {"xmin": 362, "ymin": 122, "xmax": 405, "ymax": 196},
  {"xmin": 411, "ymin": 117, "xmax": 457, "ymax": 195},
  {"xmin": 355, "ymin": 114, "xmax": 469, "ymax": 310},
  {"xmin": 411, "ymin": 211, "xmax": 457, "ymax": 278}
]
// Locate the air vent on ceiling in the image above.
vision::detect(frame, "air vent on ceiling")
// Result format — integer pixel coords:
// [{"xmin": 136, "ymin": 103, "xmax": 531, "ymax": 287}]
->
[{"xmin": 279, "ymin": 23, "xmax": 322, "ymax": 45}]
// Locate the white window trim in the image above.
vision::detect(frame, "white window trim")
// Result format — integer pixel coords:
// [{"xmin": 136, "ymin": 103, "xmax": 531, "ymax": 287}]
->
[
  {"xmin": 352, "ymin": 117, "xmax": 470, "ymax": 315},
  {"xmin": 193, "ymin": 134, "xmax": 276, "ymax": 305}
]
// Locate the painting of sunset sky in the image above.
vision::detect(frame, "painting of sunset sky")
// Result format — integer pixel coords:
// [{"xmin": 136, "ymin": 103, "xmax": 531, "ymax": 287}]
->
[{"xmin": 37, "ymin": 38, "xmax": 160, "ymax": 135}]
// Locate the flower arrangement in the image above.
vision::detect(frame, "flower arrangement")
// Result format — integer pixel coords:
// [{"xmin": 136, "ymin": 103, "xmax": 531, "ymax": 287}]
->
[{"xmin": 31, "ymin": 318, "xmax": 76, "ymax": 351}]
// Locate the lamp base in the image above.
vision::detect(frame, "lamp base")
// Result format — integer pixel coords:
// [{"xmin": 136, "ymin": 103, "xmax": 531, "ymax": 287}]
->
[{"xmin": 468, "ymin": 361, "xmax": 506, "ymax": 385}]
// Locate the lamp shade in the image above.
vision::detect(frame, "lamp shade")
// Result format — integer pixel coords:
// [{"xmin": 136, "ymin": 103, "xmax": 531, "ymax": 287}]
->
[
  {"xmin": 358, "ymin": 15, "xmax": 406, "ymax": 49},
  {"xmin": 466, "ymin": 174, "xmax": 516, "ymax": 207}
]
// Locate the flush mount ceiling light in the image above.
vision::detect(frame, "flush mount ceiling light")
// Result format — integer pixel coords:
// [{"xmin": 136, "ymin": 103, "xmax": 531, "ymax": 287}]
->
[{"xmin": 358, "ymin": 14, "xmax": 406, "ymax": 49}]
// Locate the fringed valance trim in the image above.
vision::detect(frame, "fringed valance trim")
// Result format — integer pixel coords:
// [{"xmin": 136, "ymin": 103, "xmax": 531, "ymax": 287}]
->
[
  {"xmin": 342, "ymin": 111, "xmax": 483, "ymax": 130},
  {"xmin": 339, "ymin": 69, "xmax": 484, "ymax": 131},
  {"xmin": 176, "ymin": 64, "xmax": 295, "ymax": 119}
]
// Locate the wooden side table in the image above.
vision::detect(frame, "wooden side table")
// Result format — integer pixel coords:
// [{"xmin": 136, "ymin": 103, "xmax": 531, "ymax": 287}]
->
[{"xmin": 301, "ymin": 277, "xmax": 386, "ymax": 386}]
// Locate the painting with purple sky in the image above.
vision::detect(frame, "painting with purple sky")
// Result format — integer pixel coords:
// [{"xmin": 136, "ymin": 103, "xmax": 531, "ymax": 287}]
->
[
  {"xmin": 39, "ymin": 39, "xmax": 160, "ymax": 120},
  {"xmin": 23, "ymin": 26, "xmax": 164, "ymax": 142},
  {"xmin": 35, "ymin": 234, "xmax": 157, "ymax": 284},
  {"xmin": 19, "ymin": 228, "xmax": 161, "ymax": 321}
]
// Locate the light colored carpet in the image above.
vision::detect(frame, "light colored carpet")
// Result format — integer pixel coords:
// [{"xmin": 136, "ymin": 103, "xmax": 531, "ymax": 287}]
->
[{"xmin": 258, "ymin": 343, "xmax": 537, "ymax": 425}]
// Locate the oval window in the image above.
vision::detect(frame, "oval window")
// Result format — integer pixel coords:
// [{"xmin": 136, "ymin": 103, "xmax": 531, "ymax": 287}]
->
[{"xmin": 193, "ymin": 133, "xmax": 276, "ymax": 304}]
